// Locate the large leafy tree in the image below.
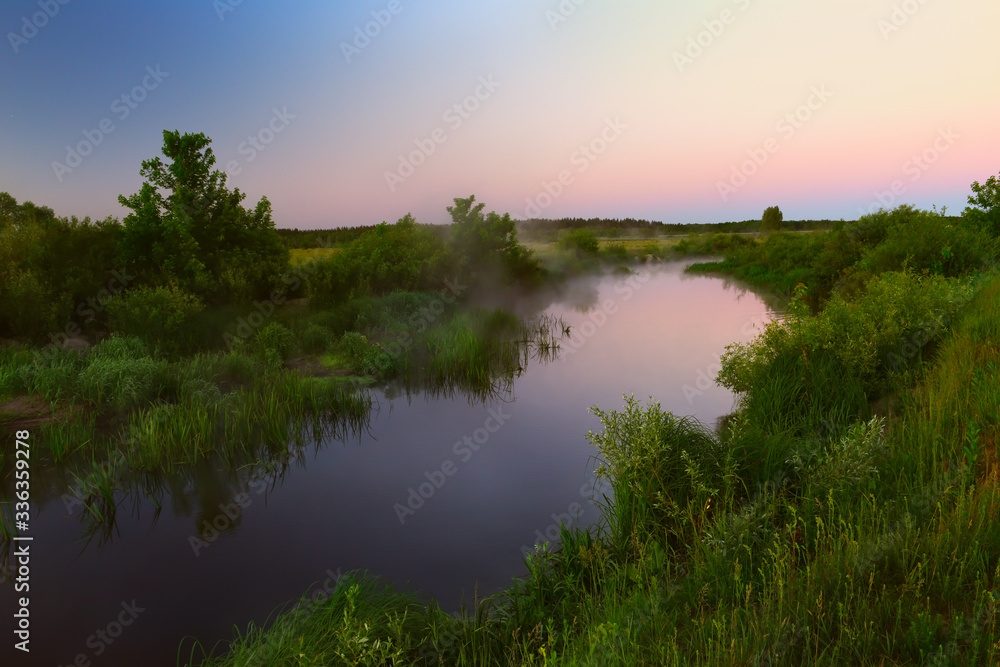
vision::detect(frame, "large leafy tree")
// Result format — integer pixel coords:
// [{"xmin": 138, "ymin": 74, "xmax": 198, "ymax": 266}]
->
[
  {"xmin": 446, "ymin": 195, "xmax": 539, "ymax": 283},
  {"xmin": 964, "ymin": 171, "xmax": 1000, "ymax": 237},
  {"xmin": 117, "ymin": 131, "xmax": 289, "ymax": 302},
  {"xmin": 760, "ymin": 205, "xmax": 784, "ymax": 235}
]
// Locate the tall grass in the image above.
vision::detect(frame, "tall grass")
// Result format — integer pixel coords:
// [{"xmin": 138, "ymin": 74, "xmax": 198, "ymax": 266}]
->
[
  {"xmin": 190, "ymin": 572, "xmax": 455, "ymax": 666},
  {"xmin": 196, "ymin": 271, "xmax": 1000, "ymax": 666}
]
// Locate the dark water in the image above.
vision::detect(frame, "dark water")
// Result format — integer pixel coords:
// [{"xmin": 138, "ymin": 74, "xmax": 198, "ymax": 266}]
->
[{"xmin": 1, "ymin": 261, "xmax": 781, "ymax": 666}]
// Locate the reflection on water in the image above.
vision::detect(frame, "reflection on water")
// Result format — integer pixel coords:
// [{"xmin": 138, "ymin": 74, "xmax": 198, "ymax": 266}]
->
[{"xmin": 0, "ymin": 261, "xmax": 782, "ymax": 665}]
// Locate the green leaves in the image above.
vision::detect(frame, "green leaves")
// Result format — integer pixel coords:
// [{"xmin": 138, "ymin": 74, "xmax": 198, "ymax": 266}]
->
[
  {"xmin": 117, "ymin": 131, "xmax": 289, "ymax": 303},
  {"xmin": 447, "ymin": 195, "xmax": 541, "ymax": 283},
  {"xmin": 760, "ymin": 205, "xmax": 784, "ymax": 234}
]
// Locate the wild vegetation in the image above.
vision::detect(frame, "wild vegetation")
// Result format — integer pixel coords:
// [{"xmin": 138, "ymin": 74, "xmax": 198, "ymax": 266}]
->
[
  {"xmin": 516, "ymin": 215, "xmax": 839, "ymax": 242},
  {"xmin": 0, "ymin": 132, "xmax": 562, "ymax": 461},
  {"xmin": 186, "ymin": 171, "xmax": 1000, "ymax": 665},
  {"xmin": 3, "ymin": 131, "xmax": 1000, "ymax": 664},
  {"xmin": 688, "ymin": 203, "xmax": 996, "ymax": 306}
]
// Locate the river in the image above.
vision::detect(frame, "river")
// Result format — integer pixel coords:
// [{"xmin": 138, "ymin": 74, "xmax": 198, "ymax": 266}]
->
[{"xmin": 1, "ymin": 260, "xmax": 782, "ymax": 665}]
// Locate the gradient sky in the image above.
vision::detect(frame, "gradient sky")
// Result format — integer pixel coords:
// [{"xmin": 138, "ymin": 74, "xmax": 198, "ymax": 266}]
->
[{"xmin": 2, "ymin": 0, "xmax": 998, "ymax": 228}]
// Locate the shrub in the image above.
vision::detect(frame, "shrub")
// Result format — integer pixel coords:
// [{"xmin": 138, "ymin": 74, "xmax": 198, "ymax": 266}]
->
[
  {"xmin": 718, "ymin": 271, "xmax": 975, "ymax": 408},
  {"xmin": 558, "ymin": 228, "xmax": 600, "ymax": 255},
  {"xmin": 106, "ymin": 285, "xmax": 204, "ymax": 352},
  {"xmin": 300, "ymin": 324, "xmax": 333, "ymax": 353},
  {"xmin": 254, "ymin": 322, "xmax": 297, "ymax": 360},
  {"xmin": 308, "ymin": 216, "xmax": 456, "ymax": 306},
  {"xmin": 0, "ymin": 272, "xmax": 62, "ymax": 340},
  {"xmin": 338, "ymin": 332, "xmax": 395, "ymax": 378},
  {"xmin": 854, "ymin": 207, "xmax": 995, "ymax": 279},
  {"xmin": 588, "ymin": 395, "xmax": 736, "ymax": 555}
]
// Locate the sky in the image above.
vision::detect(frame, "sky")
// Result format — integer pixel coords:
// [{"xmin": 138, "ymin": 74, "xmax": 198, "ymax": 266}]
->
[{"xmin": 2, "ymin": 0, "xmax": 998, "ymax": 229}]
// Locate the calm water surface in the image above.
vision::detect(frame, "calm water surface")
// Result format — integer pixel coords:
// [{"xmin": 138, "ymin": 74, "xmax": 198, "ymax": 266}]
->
[{"xmin": 1, "ymin": 261, "xmax": 782, "ymax": 665}]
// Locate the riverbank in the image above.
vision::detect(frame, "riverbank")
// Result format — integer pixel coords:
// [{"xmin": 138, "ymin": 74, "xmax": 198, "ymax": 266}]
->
[
  {"xmin": 190, "ymin": 193, "xmax": 1000, "ymax": 665},
  {"xmin": 191, "ymin": 263, "xmax": 999, "ymax": 665}
]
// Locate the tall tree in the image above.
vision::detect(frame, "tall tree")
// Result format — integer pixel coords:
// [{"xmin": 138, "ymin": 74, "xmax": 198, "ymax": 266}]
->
[
  {"xmin": 117, "ymin": 131, "xmax": 289, "ymax": 302},
  {"xmin": 761, "ymin": 205, "xmax": 784, "ymax": 235},
  {"xmin": 447, "ymin": 195, "xmax": 539, "ymax": 283}
]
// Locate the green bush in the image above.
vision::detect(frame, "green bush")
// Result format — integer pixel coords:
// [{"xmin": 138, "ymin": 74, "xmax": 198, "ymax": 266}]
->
[
  {"xmin": 300, "ymin": 324, "xmax": 333, "ymax": 353},
  {"xmin": 558, "ymin": 228, "xmax": 600, "ymax": 255},
  {"xmin": 106, "ymin": 285, "xmax": 204, "ymax": 352},
  {"xmin": 0, "ymin": 272, "xmax": 61, "ymax": 340},
  {"xmin": 339, "ymin": 331, "xmax": 395, "ymax": 378},
  {"xmin": 253, "ymin": 322, "xmax": 297, "ymax": 360},
  {"xmin": 853, "ymin": 207, "xmax": 995, "ymax": 279},
  {"xmin": 77, "ymin": 336, "xmax": 168, "ymax": 411},
  {"xmin": 0, "ymin": 193, "xmax": 122, "ymax": 341},
  {"xmin": 308, "ymin": 216, "xmax": 456, "ymax": 306},
  {"xmin": 588, "ymin": 395, "xmax": 736, "ymax": 555},
  {"xmin": 719, "ymin": 271, "xmax": 975, "ymax": 405}
]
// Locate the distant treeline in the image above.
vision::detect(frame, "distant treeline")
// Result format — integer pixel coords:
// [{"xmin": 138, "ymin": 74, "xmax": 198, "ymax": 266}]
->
[
  {"xmin": 277, "ymin": 217, "xmax": 845, "ymax": 248},
  {"xmin": 516, "ymin": 217, "xmax": 841, "ymax": 239},
  {"xmin": 277, "ymin": 224, "xmax": 447, "ymax": 249}
]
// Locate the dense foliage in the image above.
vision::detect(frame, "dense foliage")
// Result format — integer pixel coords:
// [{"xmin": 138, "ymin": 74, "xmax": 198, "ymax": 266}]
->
[
  {"xmin": 690, "ymin": 201, "xmax": 997, "ymax": 304},
  {"xmin": 557, "ymin": 227, "xmax": 600, "ymax": 255},
  {"xmin": 760, "ymin": 205, "xmax": 783, "ymax": 234},
  {"xmin": 306, "ymin": 196, "xmax": 542, "ymax": 307},
  {"xmin": 517, "ymin": 215, "xmax": 838, "ymax": 241},
  {"xmin": 117, "ymin": 130, "xmax": 290, "ymax": 304},
  {"xmin": 0, "ymin": 193, "xmax": 121, "ymax": 341},
  {"xmin": 306, "ymin": 215, "xmax": 454, "ymax": 306}
]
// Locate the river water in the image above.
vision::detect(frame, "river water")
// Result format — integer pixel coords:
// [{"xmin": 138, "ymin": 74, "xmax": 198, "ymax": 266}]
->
[{"xmin": 1, "ymin": 260, "xmax": 782, "ymax": 665}]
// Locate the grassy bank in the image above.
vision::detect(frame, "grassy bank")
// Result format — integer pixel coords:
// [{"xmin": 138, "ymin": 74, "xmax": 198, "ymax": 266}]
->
[
  {"xmin": 188, "ymin": 190, "xmax": 1000, "ymax": 665},
  {"xmin": 686, "ymin": 205, "xmax": 997, "ymax": 308},
  {"xmin": 0, "ymin": 297, "xmax": 560, "ymax": 471},
  {"xmin": 191, "ymin": 267, "xmax": 999, "ymax": 666}
]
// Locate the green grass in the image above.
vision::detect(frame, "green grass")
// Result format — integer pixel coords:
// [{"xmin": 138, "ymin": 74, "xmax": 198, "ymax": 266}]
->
[
  {"xmin": 189, "ymin": 572, "xmax": 458, "ymax": 666},
  {"xmin": 1, "ymin": 301, "xmax": 562, "ymax": 475},
  {"xmin": 195, "ymin": 271, "xmax": 1000, "ymax": 666},
  {"xmin": 290, "ymin": 247, "xmax": 342, "ymax": 266}
]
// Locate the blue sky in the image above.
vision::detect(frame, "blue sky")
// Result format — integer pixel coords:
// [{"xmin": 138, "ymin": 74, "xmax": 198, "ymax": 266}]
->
[{"xmin": 3, "ymin": 0, "xmax": 998, "ymax": 228}]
